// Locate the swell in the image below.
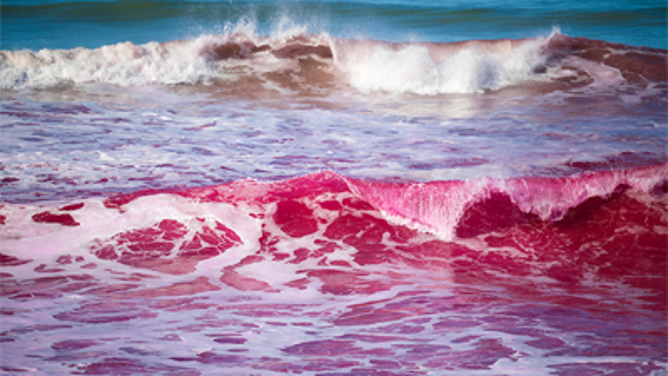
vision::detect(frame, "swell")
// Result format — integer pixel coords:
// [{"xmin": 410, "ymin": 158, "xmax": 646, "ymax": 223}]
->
[
  {"xmin": 348, "ymin": 163, "xmax": 668, "ymax": 239},
  {"xmin": 0, "ymin": 164, "xmax": 665, "ymax": 290},
  {"xmin": 545, "ymin": 34, "xmax": 668, "ymax": 86},
  {"xmin": 2, "ymin": 30, "xmax": 665, "ymax": 96},
  {"xmin": 96, "ymin": 163, "xmax": 668, "ymax": 241}
]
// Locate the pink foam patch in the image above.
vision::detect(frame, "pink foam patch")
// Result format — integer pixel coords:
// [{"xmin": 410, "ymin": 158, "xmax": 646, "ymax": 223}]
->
[
  {"xmin": 455, "ymin": 191, "xmax": 538, "ymax": 238},
  {"xmin": 32, "ymin": 211, "xmax": 80, "ymax": 226},
  {"xmin": 273, "ymin": 200, "xmax": 318, "ymax": 237},
  {"xmin": 53, "ymin": 301, "xmax": 158, "ymax": 324},
  {"xmin": 91, "ymin": 219, "xmax": 242, "ymax": 274},
  {"xmin": 0, "ymin": 253, "xmax": 32, "ymax": 266},
  {"xmin": 58, "ymin": 202, "xmax": 84, "ymax": 211},
  {"xmin": 51, "ymin": 339, "xmax": 101, "ymax": 352}
]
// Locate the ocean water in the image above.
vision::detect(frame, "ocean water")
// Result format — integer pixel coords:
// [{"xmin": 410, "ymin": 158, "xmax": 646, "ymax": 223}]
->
[{"xmin": 1, "ymin": 1, "xmax": 667, "ymax": 375}]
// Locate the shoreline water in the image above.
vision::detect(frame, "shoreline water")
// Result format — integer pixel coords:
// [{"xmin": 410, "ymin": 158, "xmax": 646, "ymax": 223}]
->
[{"xmin": 1, "ymin": 1, "xmax": 666, "ymax": 374}]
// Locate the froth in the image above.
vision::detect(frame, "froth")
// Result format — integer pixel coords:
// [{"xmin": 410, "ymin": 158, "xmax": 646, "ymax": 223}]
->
[
  {"xmin": 333, "ymin": 36, "xmax": 551, "ymax": 95},
  {"xmin": 0, "ymin": 15, "xmax": 327, "ymax": 91},
  {"xmin": 0, "ymin": 23, "xmax": 554, "ymax": 94},
  {"xmin": 346, "ymin": 163, "xmax": 668, "ymax": 240},
  {"xmin": 2, "ymin": 27, "xmax": 665, "ymax": 97},
  {"xmin": 0, "ymin": 40, "xmax": 211, "ymax": 89}
]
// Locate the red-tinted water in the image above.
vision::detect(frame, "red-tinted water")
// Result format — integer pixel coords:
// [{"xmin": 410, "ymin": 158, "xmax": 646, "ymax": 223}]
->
[{"xmin": 1, "ymin": 167, "xmax": 665, "ymax": 374}]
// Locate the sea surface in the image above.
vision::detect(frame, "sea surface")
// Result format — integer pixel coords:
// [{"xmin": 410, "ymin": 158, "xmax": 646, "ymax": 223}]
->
[{"xmin": 1, "ymin": 1, "xmax": 667, "ymax": 375}]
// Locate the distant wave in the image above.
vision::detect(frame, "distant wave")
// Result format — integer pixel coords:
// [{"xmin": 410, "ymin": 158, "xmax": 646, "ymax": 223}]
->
[{"xmin": 1, "ymin": 28, "xmax": 666, "ymax": 96}]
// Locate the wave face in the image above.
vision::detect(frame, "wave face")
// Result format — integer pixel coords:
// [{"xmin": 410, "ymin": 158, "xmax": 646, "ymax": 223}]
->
[
  {"xmin": 1, "ymin": 29, "xmax": 666, "ymax": 97},
  {"xmin": 1, "ymin": 166, "xmax": 666, "ymax": 374},
  {"xmin": 1, "ymin": 31, "xmax": 540, "ymax": 93}
]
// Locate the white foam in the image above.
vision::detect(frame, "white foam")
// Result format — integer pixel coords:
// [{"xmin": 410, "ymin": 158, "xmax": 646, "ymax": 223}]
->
[
  {"xmin": 0, "ymin": 26, "xmax": 555, "ymax": 95},
  {"xmin": 332, "ymin": 35, "xmax": 551, "ymax": 95},
  {"xmin": 0, "ymin": 194, "xmax": 262, "ymax": 280},
  {"xmin": 0, "ymin": 15, "xmax": 329, "ymax": 91},
  {"xmin": 0, "ymin": 39, "xmax": 212, "ymax": 89}
]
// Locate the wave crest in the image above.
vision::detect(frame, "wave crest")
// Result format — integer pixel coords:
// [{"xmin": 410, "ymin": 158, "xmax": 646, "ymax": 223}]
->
[
  {"xmin": 333, "ymin": 31, "xmax": 556, "ymax": 94},
  {"xmin": 1, "ymin": 27, "xmax": 666, "ymax": 96}
]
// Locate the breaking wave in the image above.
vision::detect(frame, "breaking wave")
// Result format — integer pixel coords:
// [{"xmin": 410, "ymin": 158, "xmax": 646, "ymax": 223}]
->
[{"xmin": 2, "ymin": 26, "xmax": 665, "ymax": 95}]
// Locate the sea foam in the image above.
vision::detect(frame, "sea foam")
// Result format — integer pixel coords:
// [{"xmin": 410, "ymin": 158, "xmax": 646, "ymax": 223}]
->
[{"xmin": 0, "ymin": 27, "xmax": 557, "ymax": 95}]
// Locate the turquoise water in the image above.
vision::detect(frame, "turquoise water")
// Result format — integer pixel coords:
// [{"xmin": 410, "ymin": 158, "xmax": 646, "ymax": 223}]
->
[{"xmin": 2, "ymin": 0, "xmax": 667, "ymax": 50}]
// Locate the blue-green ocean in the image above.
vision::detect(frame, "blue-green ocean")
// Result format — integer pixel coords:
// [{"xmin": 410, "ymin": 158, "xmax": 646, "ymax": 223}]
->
[{"xmin": 2, "ymin": 0, "xmax": 667, "ymax": 50}]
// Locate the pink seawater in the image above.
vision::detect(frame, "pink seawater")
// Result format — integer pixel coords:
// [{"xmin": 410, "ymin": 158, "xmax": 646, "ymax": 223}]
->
[
  {"xmin": 1, "ymin": 168, "xmax": 666, "ymax": 375},
  {"xmin": 1, "ymin": 32, "xmax": 667, "ymax": 375}
]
